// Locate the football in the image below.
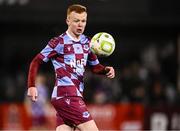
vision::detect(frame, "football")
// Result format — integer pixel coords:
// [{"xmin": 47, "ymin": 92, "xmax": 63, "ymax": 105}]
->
[{"xmin": 90, "ymin": 32, "xmax": 115, "ymax": 57}]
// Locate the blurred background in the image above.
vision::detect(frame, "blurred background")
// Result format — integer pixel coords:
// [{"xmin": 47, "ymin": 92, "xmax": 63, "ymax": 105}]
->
[{"xmin": 0, "ymin": 0, "xmax": 179, "ymax": 130}]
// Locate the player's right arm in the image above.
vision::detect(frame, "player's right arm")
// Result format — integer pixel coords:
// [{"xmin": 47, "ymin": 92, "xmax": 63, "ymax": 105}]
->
[
  {"xmin": 27, "ymin": 37, "xmax": 61, "ymax": 101},
  {"xmin": 27, "ymin": 54, "xmax": 43, "ymax": 101}
]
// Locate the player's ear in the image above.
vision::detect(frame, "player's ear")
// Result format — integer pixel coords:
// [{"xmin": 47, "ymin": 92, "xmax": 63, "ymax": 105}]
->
[
  {"xmin": 66, "ymin": 19, "xmax": 69, "ymax": 25},
  {"xmin": 66, "ymin": 16, "xmax": 70, "ymax": 25}
]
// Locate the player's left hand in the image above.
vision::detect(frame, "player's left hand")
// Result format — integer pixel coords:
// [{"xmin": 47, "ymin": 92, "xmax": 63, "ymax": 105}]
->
[{"xmin": 105, "ymin": 66, "xmax": 115, "ymax": 78}]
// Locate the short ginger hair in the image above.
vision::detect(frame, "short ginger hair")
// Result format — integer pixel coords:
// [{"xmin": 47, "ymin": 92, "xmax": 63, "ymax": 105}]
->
[{"xmin": 67, "ymin": 4, "xmax": 87, "ymax": 16}]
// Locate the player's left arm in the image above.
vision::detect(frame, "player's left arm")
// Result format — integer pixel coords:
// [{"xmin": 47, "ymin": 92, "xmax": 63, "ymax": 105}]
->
[{"xmin": 88, "ymin": 52, "xmax": 115, "ymax": 78}]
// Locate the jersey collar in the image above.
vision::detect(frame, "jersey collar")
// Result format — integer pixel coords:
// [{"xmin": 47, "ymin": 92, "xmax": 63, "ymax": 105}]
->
[{"xmin": 66, "ymin": 31, "xmax": 81, "ymax": 42}]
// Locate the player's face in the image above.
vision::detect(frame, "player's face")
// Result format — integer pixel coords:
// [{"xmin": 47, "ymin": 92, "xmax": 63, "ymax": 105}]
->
[{"xmin": 66, "ymin": 11, "xmax": 87, "ymax": 38}]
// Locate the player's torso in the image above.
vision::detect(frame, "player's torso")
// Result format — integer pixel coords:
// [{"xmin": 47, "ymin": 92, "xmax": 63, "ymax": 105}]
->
[
  {"xmin": 52, "ymin": 33, "xmax": 90, "ymax": 80},
  {"xmin": 62, "ymin": 41, "xmax": 89, "ymax": 74}
]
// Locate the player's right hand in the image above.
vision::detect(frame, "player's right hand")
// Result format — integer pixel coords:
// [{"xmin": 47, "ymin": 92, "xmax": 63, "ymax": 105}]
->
[{"xmin": 27, "ymin": 87, "xmax": 38, "ymax": 102}]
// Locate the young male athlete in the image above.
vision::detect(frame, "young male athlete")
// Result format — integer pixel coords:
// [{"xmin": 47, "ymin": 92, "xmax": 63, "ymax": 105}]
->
[{"xmin": 27, "ymin": 4, "xmax": 115, "ymax": 131}]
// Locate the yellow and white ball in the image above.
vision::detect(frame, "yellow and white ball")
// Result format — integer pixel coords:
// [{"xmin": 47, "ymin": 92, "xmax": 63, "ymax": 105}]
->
[{"xmin": 90, "ymin": 32, "xmax": 115, "ymax": 57}]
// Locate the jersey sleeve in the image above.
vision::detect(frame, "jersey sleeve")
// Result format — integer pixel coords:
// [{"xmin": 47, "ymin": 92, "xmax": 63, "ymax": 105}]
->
[
  {"xmin": 28, "ymin": 54, "xmax": 43, "ymax": 87},
  {"xmin": 28, "ymin": 37, "xmax": 63, "ymax": 87},
  {"xmin": 87, "ymin": 52, "xmax": 107, "ymax": 75}
]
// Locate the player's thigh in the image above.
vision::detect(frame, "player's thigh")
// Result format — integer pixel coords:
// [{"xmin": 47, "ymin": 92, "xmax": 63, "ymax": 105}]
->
[
  {"xmin": 56, "ymin": 124, "xmax": 72, "ymax": 131},
  {"xmin": 77, "ymin": 120, "xmax": 99, "ymax": 131}
]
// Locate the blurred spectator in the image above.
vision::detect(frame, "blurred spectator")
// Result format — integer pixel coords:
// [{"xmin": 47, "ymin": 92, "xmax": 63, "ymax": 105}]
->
[
  {"xmin": 4, "ymin": 77, "xmax": 16, "ymax": 102},
  {"xmin": 165, "ymin": 83, "xmax": 176, "ymax": 105},
  {"xmin": 93, "ymin": 89, "xmax": 107, "ymax": 104},
  {"xmin": 148, "ymin": 80, "xmax": 167, "ymax": 106},
  {"xmin": 84, "ymin": 69, "xmax": 121, "ymax": 104},
  {"xmin": 0, "ymin": 71, "xmax": 26, "ymax": 103}
]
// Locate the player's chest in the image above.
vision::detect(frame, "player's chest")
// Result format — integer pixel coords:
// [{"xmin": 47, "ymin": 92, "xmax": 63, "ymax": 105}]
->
[{"xmin": 63, "ymin": 43, "xmax": 89, "ymax": 54}]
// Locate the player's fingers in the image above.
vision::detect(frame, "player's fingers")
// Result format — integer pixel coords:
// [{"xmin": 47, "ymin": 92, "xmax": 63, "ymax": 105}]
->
[
  {"xmin": 27, "ymin": 94, "xmax": 34, "ymax": 101},
  {"xmin": 106, "ymin": 71, "xmax": 111, "ymax": 76},
  {"xmin": 27, "ymin": 90, "xmax": 33, "ymax": 97},
  {"xmin": 107, "ymin": 71, "xmax": 115, "ymax": 78},
  {"xmin": 27, "ymin": 92, "xmax": 38, "ymax": 102},
  {"xmin": 106, "ymin": 68, "xmax": 114, "ymax": 75},
  {"xmin": 32, "ymin": 95, "xmax": 38, "ymax": 102},
  {"xmin": 107, "ymin": 73, "xmax": 115, "ymax": 78},
  {"xmin": 105, "ymin": 67, "xmax": 111, "ymax": 75}
]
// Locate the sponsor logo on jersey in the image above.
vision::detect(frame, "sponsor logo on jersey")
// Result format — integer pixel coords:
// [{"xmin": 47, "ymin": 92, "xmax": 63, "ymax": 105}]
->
[{"xmin": 70, "ymin": 59, "xmax": 86, "ymax": 72}]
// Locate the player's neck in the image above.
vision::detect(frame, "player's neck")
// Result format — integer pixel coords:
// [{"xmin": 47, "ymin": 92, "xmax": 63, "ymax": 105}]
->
[{"xmin": 66, "ymin": 30, "xmax": 80, "ymax": 42}]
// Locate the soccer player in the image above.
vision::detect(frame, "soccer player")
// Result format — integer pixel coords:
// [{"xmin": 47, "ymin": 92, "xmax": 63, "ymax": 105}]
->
[{"xmin": 27, "ymin": 4, "xmax": 115, "ymax": 131}]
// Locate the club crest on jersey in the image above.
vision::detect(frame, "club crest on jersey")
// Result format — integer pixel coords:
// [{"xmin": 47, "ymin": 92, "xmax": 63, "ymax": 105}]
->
[
  {"xmin": 83, "ymin": 111, "xmax": 90, "ymax": 118},
  {"xmin": 83, "ymin": 45, "xmax": 89, "ymax": 51}
]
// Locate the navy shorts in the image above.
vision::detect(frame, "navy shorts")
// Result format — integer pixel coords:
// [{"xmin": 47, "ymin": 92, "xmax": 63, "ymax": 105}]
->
[{"xmin": 51, "ymin": 96, "xmax": 92, "ymax": 128}]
